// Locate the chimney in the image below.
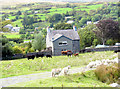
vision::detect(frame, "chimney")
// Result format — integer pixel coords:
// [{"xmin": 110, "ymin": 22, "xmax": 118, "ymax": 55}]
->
[
  {"xmin": 73, "ymin": 25, "xmax": 77, "ymax": 31},
  {"xmin": 47, "ymin": 26, "xmax": 50, "ymax": 33}
]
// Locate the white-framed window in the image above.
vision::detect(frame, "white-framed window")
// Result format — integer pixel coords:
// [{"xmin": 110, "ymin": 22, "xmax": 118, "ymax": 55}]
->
[{"xmin": 59, "ymin": 41, "xmax": 68, "ymax": 46}]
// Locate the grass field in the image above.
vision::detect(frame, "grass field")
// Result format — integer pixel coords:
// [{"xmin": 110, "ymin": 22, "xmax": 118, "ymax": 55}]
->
[
  {"xmin": 1, "ymin": 51, "xmax": 117, "ymax": 78},
  {"xmin": 9, "ymin": 70, "xmax": 110, "ymax": 87},
  {"xmin": 3, "ymin": 32, "xmax": 21, "ymax": 38},
  {"xmin": 76, "ymin": 4, "xmax": 103, "ymax": 12},
  {"xmin": 12, "ymin": 19, "xmax": 23, "ymax": 27}
]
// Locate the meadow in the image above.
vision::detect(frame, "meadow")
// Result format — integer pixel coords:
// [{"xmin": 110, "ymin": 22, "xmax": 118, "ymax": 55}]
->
[
  {"xmin": 75, "ymin": 4, "xmax": 103, "ymax": 12},
  {"xmin": 1, "ymin": 51, "xmax": 117, "ymax": 78},
  {"xmin": 9, "ymin": 71, "xmax": 110, "ymax": 87},
  {"xmin": 3, "ymin": 32, "xmax": 21, "ymax": 38}
]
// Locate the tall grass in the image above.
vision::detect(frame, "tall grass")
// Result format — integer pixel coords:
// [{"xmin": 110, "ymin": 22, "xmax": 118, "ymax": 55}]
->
[
  {"xmin": 1, "ymin": 51, "xmax": 117, "ymax": 78},
  {"xmin": 95, "ymin": 63, "xmax": 120, "ymax": 84}
]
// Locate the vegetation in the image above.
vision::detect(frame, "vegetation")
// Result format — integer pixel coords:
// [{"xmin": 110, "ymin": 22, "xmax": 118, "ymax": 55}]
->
[
  {"xmin": 32, "ymin": 31, "xmax": 46, "ymax": 51},
  {"xmin": 9, "ymin": 70, "xmax": 110, "ymax": 87},
  {"xmin": 94, "ymin": 19, "xmax": 119, "ymax": 45},
  {"xmin": 95, "ymin": 63, "xmax": 120, "ymax": 84},
  {"xmin": 1, "ymin": 51, "xmax": 117, "ymax": 78}
]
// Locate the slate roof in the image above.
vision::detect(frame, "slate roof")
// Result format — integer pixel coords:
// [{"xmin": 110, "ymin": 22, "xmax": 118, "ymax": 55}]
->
[{"xmin": 48, "ymin": 29, "xmax": 80, "ymax": 41}]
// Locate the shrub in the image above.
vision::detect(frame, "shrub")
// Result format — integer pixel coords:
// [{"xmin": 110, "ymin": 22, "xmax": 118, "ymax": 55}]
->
[
  {"xmin": 13, "ymin": 46, "xmax": 23, "ymax": 54},
  {"xmin": 106, "ymin": 39, "xmax": 115, "ymax": 45},
  {"xmin": 95, "ymin": 64, "xmax": 120, "ymax": 84}
]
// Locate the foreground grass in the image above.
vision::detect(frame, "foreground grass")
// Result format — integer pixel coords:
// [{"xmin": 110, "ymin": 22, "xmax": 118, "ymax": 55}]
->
[
  {"xmin": 1, "ymin": 51, "xmax": 117, "ymax": 78},
  {"xmin": 9, "ymin": 70, "xmax": 110, "ymax": 87}
]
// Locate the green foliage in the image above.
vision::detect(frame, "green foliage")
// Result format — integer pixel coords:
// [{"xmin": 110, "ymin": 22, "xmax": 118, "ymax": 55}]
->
[
  {"xmin": 32, "ymin": 32, "xmax": 45, "ymax": 51},
  {"xmin": 95, "ymin": 64, "xmax": 120, "ymax": 84},
  {"xmin": 16, "ymin": 11, "xmax": 22, "ymax": 15},
  {"xmin": 92, "ymin": 39, "xmax": 99, "ymax": 47},
  {"xmin": 95, "ymin": 19, "xmax": 119, "ymax": 45},
  {"xmin": 1, "ymin": 35, "xmax": 14, "ymax": 59},
  {"xmin": 46, "ymin": 14, "xmax": 63, "ymax": 23},
  {"xmin": 54, "ymin": 23, "xmax": 72, "ymax": 30},
  {"xmin": 106, "ymin": 39, "xmax": 116, "ymax": 45},
  {"xmin": 12, "ymin": 46, "xmax": 23, "ymax": 54},
  {"xmin": 0, "ymin": 19, "xmax": 12, "ymax": 32},
  {"xmin": 78, "ymin": 24, "xmax": 97, "ymax": 49}
]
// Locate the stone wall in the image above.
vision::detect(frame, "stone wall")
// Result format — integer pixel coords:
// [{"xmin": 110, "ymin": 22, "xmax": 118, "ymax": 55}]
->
[{"xmin": 85, "ymin": 46, "xmax": 120, "ymax": 52}]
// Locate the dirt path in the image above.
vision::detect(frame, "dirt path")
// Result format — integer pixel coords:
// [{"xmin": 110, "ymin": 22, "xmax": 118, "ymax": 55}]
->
[{"xmin": 0, "ymin": 67, "xmax": 95, "ymax": 88}]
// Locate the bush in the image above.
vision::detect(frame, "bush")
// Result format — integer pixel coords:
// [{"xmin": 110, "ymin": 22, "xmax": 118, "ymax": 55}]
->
[
  {"xmin": 95, "ymin": 64, "xmax": 120, "ymax": 84},
  {"xmin": 13, "ymin": 46, "xmax": 23, "ymax": 54},
  {"xmin": 106, "ymin": 39, "xmax": 116, "ymax": 45}
]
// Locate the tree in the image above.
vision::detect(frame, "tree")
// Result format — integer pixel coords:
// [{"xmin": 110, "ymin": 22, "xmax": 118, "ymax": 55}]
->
[
  {"xmin": 78, "ymin": 24, "xmax": 98, "ymax": 49},
  {"xmin": 94, "ymin": 19, "xmax": 119, "ymax": 45},
  {"xmin": 16, "ymin": 11, "xmax": 22, "ymax": 15},
  {"xmin": 1, "ymin": 35, "xmax": 13, "ymax": 60},
  {"xmin": 47, "ymin": 14, "xmax": 62, "ymax": 23},
  {"xmin": 32, "ymin": 32, "xmax": 46, "ymax": 51},
  {"xmin": 54, "ymin": 23, "xmax": 72, "ymax": 30}
]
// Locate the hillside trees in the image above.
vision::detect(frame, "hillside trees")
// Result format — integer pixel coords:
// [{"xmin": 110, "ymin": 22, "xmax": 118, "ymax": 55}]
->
[
  {"xmin": 46, "ymin": 14, "xmax": 63, "ymax": 23},
  {"xmin": 32, "ymin": 32, "xmax": 46, "ymax": 51},
  {"xmin": 54, "ymin": 23, "xmax": 72, "ymax": 30},
  {"xmin": 94, "ymin": 19, "xmax": 120, "ymax": 45},
  {"xmin": 22, "ymin": 15, "xmax": 34, "ymax": 29}
]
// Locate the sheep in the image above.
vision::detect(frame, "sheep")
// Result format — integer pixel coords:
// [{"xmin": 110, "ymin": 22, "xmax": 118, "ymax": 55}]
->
[
  {"xmin": 51, "ymin": 68, "xmax": 62, "ymax": 77},
  {"xmin": 59, "ymin": 65, "xmax": 71, "ymax": 75}
]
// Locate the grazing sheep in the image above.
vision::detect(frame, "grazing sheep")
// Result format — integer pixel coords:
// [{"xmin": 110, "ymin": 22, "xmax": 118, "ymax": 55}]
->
[
  {"xmin": 60, "ymin": 66, "xmax": 71, "ymax": 75},
  {"xmin": 52, "ymin": 68, "xmax": 62, "ymax": 77}
]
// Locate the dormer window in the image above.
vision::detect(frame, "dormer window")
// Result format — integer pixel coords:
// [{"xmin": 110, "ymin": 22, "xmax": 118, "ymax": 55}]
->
[{"xmin": 59, "ymin": 41, "xmax": 68, "ymax": 46}]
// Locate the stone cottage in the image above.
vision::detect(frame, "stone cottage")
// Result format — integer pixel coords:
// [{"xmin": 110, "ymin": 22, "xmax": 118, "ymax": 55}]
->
[{"xmin": 46, "ymin": 26, "xmax": 80, "ymax": 56}]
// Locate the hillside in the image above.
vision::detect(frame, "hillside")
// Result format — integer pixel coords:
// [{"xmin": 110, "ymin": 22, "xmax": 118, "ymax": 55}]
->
[{"xmin": 0, "ymin": 0, "xmax": 119, "ymax": 7}]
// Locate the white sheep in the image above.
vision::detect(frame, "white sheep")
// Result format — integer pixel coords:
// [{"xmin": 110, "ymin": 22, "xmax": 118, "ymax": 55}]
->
[
  {"xmin": 59, "ymin": 65, "xmax": 71, "ymax": 75},
  {"xmin": 51, "ymin": 68, "xmax": 62, "ymax": 77}
]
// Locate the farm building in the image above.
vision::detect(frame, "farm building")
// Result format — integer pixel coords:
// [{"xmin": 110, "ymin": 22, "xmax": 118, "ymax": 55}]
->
[
  {"xmin": 46, "ymin": 26, "xmax": 80, "ymax": 56},
  {"xmin": 4, "ymin": 24, "xmax": 13, "ymax": 30},
  {"xmin": 11, "ymin": 27, "xmax": 20, "ymax": 32}
]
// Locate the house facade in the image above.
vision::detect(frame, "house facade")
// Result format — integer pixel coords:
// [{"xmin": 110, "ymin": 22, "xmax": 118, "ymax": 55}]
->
[{"xmin": 46, "ymin": 26, "xmax": 80, "ymax": 56}]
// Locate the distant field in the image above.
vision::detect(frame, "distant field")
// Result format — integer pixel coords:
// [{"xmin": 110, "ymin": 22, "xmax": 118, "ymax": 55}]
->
[
  {"xmin": 3, "ymin": 33, "xmax": 21, "ymax": 38},
  {"xmin": 12, "ymin": 19, "xmax": 23, "ymax": 27},
  {"xmin": 76, "ymin": 4, "xmax": 103, "ymax": 12},
  {"xmin": 5, "ymin": 3, "xmax": 104, "ymax": 27}
]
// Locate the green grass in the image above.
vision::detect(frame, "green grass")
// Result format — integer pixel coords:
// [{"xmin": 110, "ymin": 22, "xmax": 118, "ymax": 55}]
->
[
  {"xmin": 9, "ymin": 70, "xmax": 110, "ymax": 87},
  {"xmin": 12, "ymin": 19, "xmax": 23, "ymax": 27},
  {"xmin": 76, "ymin": 4, "xmax": 103, "ymax": 12},
  {"xmin": 8, "ymin": 15, "xmax": 16, "ymax": 20},
  {"xmin": 3, "ymin": 32, "xmax": 21, "ymax": 38},
  {"xmin": 48, "ymin": 8, "xmax": 72, "ymax": 15},
  {"xmin": 1, "ymin": 51, "xmax": 117, "ymax": 78}
]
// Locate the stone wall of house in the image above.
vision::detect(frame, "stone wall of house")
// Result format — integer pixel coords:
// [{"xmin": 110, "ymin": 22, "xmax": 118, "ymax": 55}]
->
[
  {"xmin": 72, "ymin": 40, "xmax": 80, "ymax": 53},
  {"xmin": 53, "ymin": 36, "xmax": 72, "ymax": 56},
  {"xmin": 46, "ymin": 34, "xmax": 53, "ymax": 48}
]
